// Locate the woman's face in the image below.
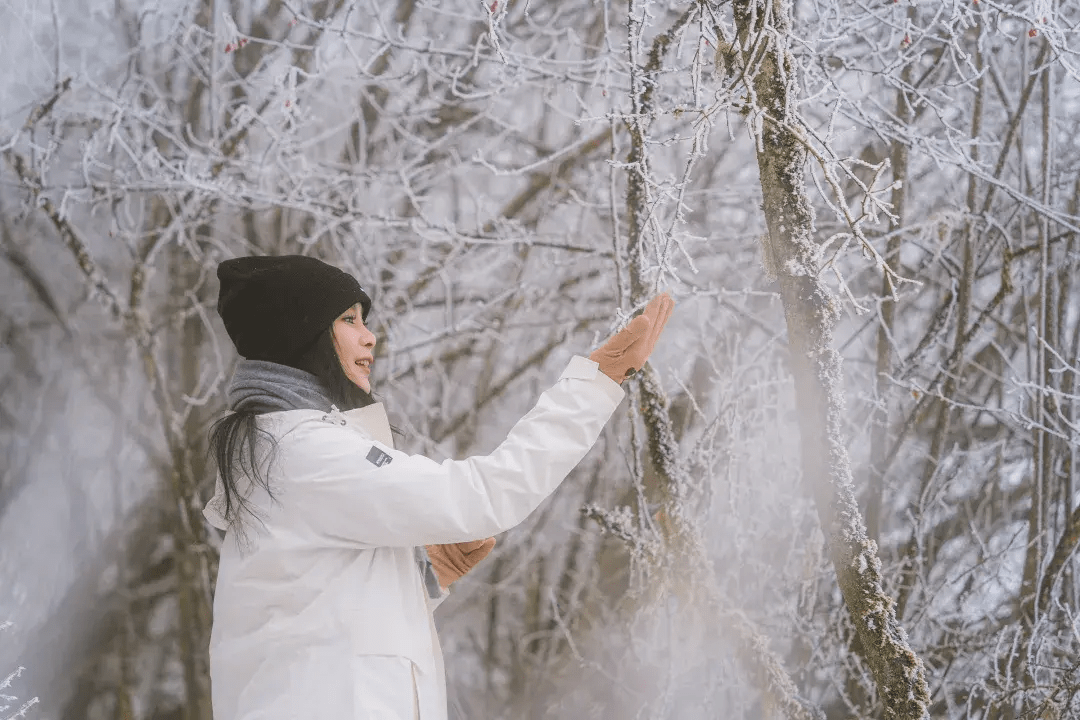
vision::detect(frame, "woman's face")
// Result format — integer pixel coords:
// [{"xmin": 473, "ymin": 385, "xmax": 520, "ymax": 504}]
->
[{"xmin": 332, "ymin": 302, "xmax": 377, "ymax": 393}]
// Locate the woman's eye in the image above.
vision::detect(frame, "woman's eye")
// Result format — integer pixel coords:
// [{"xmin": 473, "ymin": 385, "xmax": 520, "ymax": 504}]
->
[{"xmin": 342, "ymin": 316, "xmax": 355, "ymax": 324}]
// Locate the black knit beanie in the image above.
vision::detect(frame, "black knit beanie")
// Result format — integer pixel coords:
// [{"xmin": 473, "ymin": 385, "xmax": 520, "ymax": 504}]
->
[{"xmin": 216, "ymin": 255, "xmax": 372, "ymax": 366}]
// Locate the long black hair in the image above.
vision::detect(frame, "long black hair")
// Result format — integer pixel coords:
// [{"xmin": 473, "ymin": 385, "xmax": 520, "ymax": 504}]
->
[{"xmin": 207, "ymin": 324, "xmax": 376, "ymax": 534}]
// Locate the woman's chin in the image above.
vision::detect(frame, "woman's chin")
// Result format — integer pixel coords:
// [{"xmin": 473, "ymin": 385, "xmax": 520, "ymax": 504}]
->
[{"xmin": 345, "ymin": 370, "xmax": 371, "ymax": 394}]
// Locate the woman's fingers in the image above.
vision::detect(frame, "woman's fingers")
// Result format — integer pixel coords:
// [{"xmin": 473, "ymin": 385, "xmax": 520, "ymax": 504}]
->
[
  {"xmin": 627, "ymin": 293, "xmax": 673, "ymax": 358},
  {"xmin": 603, "ymin": 314, "xmax": 652, "ymax": 356},
  {"xmin": 468, "ymin": 537, "xmax": 496, "ymax": 559},
  {"xmin": 456, "ymin": 539, "xmax": 488, "ymax": 553},
  {"xmin": 639, "ymin": 294, "xmax": 666, "ymax": 327},
  {"xmin": 647, "ymin": 294, "xmax": 674, "ymax": 349}
]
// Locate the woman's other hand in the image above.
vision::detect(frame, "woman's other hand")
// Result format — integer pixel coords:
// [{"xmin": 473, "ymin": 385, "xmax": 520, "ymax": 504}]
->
[
  {"xmin": 426, "ymin": 538, "xmax": 497, "ymax": 590},
  {"xmin": 589, "ymin": 293, "xmax": 674, "ymax": 384}
]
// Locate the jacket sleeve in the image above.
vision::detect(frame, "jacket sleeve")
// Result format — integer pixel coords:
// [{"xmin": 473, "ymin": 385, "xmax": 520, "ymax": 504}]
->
[{"xmin": 275, "ymin": 356, "xmax": 625, "ymax": 548}]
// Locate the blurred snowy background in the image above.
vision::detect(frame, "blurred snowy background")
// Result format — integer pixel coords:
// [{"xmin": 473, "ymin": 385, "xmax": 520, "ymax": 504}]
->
[{"xmin": 1, "ymin": 0, "xmax": 1079, "ymax": 718}]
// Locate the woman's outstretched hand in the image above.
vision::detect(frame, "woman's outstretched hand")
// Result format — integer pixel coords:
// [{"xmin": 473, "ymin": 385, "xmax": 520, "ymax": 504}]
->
[
  {"xmin": 423, "ymin": 296, "xmax": 672, "ymax": 587},
  {"xmin": 589, "ymin": 293, "xmax": 674, "ymax": 384},
  {"xmin": 426, "ymin": 538, "xmax": 497, "ymax": 591}
]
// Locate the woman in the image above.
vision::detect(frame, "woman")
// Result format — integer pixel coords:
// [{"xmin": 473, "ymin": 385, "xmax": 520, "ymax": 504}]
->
[{"xmin": 203, "ymin": 255, "xmax": 673, "ymax": 720}]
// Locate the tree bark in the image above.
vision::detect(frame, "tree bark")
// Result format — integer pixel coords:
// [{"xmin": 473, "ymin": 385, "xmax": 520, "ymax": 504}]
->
[{"xmin": 731, "ymin": 0, "xmax": 931, "ymax": 717}]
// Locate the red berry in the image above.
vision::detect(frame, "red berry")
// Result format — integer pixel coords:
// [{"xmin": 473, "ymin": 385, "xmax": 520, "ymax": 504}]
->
[
  {"xmin": 490, "ymin": 1, "xmax": 497, "ymax": 10},
  {"xmin": 285, "ymin": 100, "xmax": 291, "ymax": 107},
  {"xmin": 1029, "ymin": 28, "xmax": 1038, "ymax": 36},
  {"xmin": 224, "ymin": 43, "xmax": 233, "ymax": 52}
]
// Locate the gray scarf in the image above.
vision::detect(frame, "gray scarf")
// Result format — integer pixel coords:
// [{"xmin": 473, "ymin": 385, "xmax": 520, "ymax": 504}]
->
[
  {"xmin": 224, "ymin": 359, "xmax": 444, "ymax": 599},
  {"xmin": 227, "ymin": 359, "xmax": 335, "ymax": 413}
]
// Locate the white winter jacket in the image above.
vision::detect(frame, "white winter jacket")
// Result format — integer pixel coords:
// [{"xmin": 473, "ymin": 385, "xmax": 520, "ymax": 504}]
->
[{"xmin": 203, "ymin": 355, "xmax": 625, "ymax": 720}]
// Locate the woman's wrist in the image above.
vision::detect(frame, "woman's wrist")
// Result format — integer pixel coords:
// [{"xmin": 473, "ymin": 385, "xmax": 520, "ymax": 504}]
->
[{"xmin": 588, "ymin": 351, "xmax": 625, "ymax": 385}]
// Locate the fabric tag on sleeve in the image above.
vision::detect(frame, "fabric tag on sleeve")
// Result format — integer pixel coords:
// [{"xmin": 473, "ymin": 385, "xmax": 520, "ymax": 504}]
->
[{"xmin": 366, "ymin": 446, "xmax": 393, "ymax": 467}]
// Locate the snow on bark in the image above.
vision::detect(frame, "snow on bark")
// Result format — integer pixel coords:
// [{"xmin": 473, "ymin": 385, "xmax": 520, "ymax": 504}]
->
[
  {"xmin": 731, "ymin": 0, "xmax": 932, "ymax": 718},
  {"xmin": 610, "ymin": 7, "xmax": 824, "ymax": 716}
]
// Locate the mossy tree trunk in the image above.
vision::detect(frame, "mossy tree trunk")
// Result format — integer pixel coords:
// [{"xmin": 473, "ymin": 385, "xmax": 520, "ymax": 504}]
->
[{"xmin": 731, "ymin": 0, "xmax": 931, "ymax": 717}]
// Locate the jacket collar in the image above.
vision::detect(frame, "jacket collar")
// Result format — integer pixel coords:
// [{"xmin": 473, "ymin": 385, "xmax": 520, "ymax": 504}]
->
[{"xmin": 342, "ymin": 403, "xmax": 394, "ymax": 449}]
